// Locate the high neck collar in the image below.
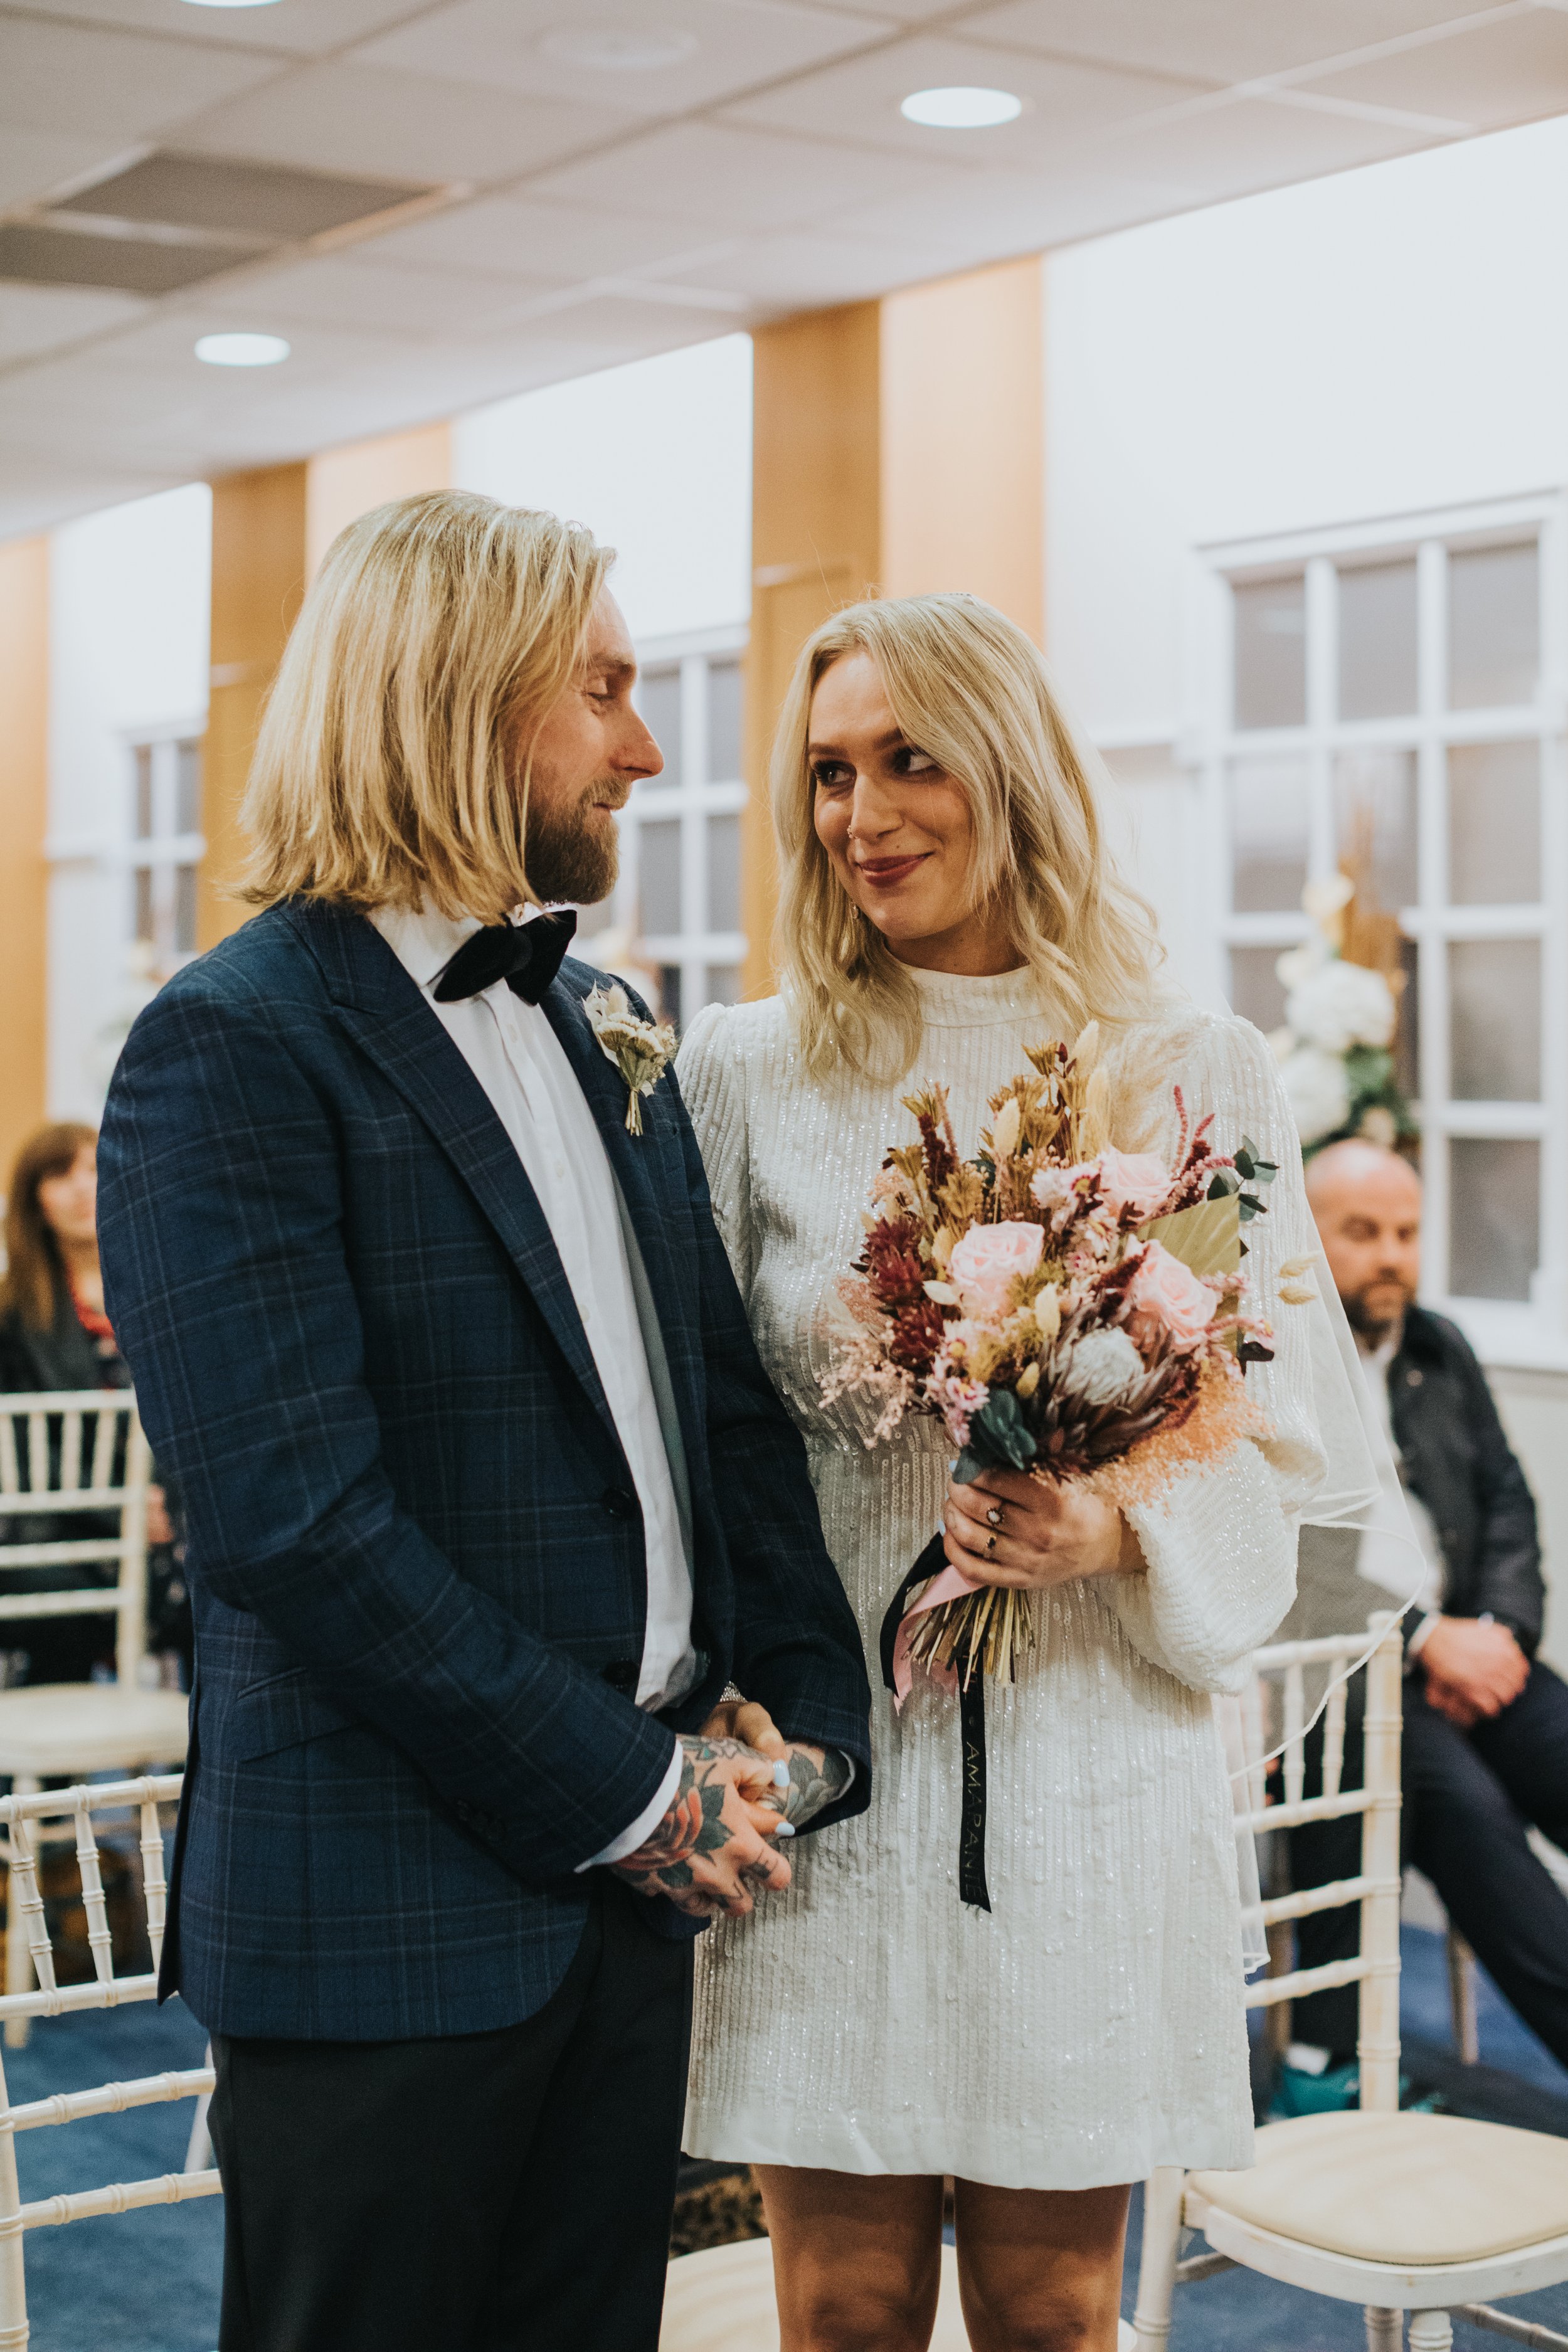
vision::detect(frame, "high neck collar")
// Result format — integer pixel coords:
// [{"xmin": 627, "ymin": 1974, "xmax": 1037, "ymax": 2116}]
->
[{"xmin": 901, "ymin": 962, "xmax": 1045, "ymax": 1029}]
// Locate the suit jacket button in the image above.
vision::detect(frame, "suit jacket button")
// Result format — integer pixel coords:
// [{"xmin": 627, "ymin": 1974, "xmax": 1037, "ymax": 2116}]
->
[{"xmin": 603, "ymin": 1660, "xmax": 638, "ymax": 1693}]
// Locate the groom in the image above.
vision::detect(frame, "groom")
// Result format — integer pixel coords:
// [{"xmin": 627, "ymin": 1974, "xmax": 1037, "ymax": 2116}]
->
[{"xmin": 97, "ymin": 491, "xmax": 871, "ymax": 2352}]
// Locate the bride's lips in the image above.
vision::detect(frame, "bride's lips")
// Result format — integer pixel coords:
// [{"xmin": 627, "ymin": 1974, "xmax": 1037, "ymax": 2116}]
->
[{"xmin": 856, "ymin": 853, "xmax": 929, "ymax": 887}]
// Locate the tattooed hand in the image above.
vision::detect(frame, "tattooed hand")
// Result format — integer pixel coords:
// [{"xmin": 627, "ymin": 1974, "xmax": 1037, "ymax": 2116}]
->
[
  {"xmin": 699, "ymin": 1700, "xmax": 852, "ymax": 1833},
  {"xmin": 611, "ymin": 1735, "xmax": 792, "ymax": 1920}
]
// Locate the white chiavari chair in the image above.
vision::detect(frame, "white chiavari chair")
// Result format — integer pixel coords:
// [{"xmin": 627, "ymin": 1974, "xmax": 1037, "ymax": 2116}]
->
[
  {"xmin": 1132, "ymin": 1613, "xmax": 1568, "ymax": 2352},
  {"xmin": 659, "ymin": 2234, "xmax": 1136, "ymax": 2349},
  {"xmin": 0, "ymin": 1391, "xmax": 189, "ymax": 2042},
  {"xmin": 0, "ymin": 1773, "xmax": 215, "ymax": 2349}
]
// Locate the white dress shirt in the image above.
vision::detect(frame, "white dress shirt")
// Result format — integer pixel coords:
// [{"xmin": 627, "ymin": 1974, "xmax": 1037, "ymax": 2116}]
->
[
  {"xmin": 372, "ymin": 904, "xmax": 686, "ymax": 1865},
  {"xmin": 1355, "ymin": 1328, "xmax": 1446, "ymax": 1651}
]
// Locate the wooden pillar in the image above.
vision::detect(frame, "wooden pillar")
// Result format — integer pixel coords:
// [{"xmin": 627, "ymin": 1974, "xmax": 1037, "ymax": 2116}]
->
[
  {"xmin": 201, "ymin": 463, "xmax": 307, "ymax": 950},
  {"xmin": 743, "ymin": 258, "xmax": 1045, "ymax": 995},
  {"xmin": 0, "ymin": 539, "xmax": 49, "ymax": 1184},
  {"xmin": 305, "ymin": 421, "xmax": 451, "ymax": 580}
]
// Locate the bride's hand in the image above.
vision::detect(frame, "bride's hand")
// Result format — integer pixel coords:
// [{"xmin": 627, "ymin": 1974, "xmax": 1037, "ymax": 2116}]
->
[{"xmin": 944, "ymin": 1466, "xmax": 1144, "ymax": 1589}]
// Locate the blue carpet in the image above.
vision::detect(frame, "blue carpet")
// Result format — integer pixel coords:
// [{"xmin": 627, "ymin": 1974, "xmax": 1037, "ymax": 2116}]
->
[{"xmin": 11, "ymin": 1926, "xmax": 1568, "ymax": 2349}]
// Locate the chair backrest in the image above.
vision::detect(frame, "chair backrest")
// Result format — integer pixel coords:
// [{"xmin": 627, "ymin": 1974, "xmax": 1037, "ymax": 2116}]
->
[
  {"xmin": 1239, "ymin": 1612, "xmax": 1405, "ymax": 2112},
  {"xmin": 0, "ymin": 1392, "xmax": 151, "ymax": 1688},
  {"xmin": 0, "ymin": 1772, "xmax": 213, "ymax": 2348}
]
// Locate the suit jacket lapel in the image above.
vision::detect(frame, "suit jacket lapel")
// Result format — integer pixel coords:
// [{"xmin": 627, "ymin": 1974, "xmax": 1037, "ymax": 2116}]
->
[
  {"xmin": 538, "ymin": 973, "xmax": 703, "ymax": 1443},
  {"xmin": 284, "ymin": 902, "xmax": 619, "ymax": 1446}
]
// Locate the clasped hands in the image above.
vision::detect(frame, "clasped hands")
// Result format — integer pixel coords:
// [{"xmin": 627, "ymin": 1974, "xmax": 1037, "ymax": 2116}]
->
[
  {"xmin": 612, "ymin": 1700, "xmax": 849, "ymax": 1922},
  {"xmin": 1420, "ymin": 1615, "xmax": 1530, "ymax": 1729}
]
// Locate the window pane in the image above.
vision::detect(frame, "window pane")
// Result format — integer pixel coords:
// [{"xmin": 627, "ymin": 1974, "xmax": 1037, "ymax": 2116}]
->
[
  {"xmin": 1448, "ymin": 740, "xmax": 1540, "ymax": 905},
  {"xmin": 1337, "ymin": 559, "xmax": 1417, "ymax": 720},
  {"xmin": 1394, "ymin": 935, "xmax": 1420, "ymax": 1104},
  {"xmin": 1334, "ymin": 746, "xmax": 1417, "ymax": 910},
  {"xmin": 133, "ymin": 744, "xmax": 153, "ymax": 840},
  {"xmin": 707, "ymin": 659, "xmax": 743, "ymax": 781},
  {"xmin": 707, "ymin": 813, "xmax": 741, "ymax": 934},
  {"xmin": 1233, "ymin": 576, "xmax": 1306, "ymax": 730},
  {"xmin": 1449, "ymin": 1137, "xmax": 1539, "ymax": 1302},
  {"xmin": 133, "ymin": 866, "xmax": 154, "ymax": 944},
  {"xmin": 573, "ymin": 891, "xmax": 615, "ymax": 938},
  {"xmin": 658, "ymin": 965, "xmax": 682, "ymax": 1030},
  {"xmin": 174, "ymin": 865, "xmax": 198, "ymax": 955},
  {"xmin": 1448, "ymin": 938, "xmax": 1540, "ymax": 1101},
  {"xmin": 638, "ymin": 667, "xmax": 683, "ymax": 783},
  {"xmin": 1229, "ymin": 756, "xmax": 1309, "ymax": 913},
  {"xmin": 1448, "ymin": 542, "xmax": 1538, "ymax": 709},
  {"xmin": 1228, "ymin": 945, "xmax": 1288, "ymax": 1034},
  {"xmin": 175, "ymin": 739, "xmax": 202, "ymax": 836},
  {"xmin": 638, "ymin": 818, "xmax": 682, "ymax": 937},
  {"xmin": 704, "ymin": 963, "xmax": 742, "ymax": 1007}
]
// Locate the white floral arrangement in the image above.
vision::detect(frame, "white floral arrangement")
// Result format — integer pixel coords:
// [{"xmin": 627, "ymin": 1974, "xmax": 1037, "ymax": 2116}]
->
[{"xmin": 1269, "ymin": 875, "xmax": 1414, "ymax": 1153}]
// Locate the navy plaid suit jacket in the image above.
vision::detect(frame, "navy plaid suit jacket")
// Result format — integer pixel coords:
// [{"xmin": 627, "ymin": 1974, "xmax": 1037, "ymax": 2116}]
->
[{"xmin": 97, "ymin": 900, "xmax": 871, "ymax": 2042}]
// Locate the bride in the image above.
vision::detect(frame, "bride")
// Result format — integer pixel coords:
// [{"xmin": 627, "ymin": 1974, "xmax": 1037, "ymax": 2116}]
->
[{"xmin": 678, "ymin": 593, "xmax": 1334, "ymax": 2352}]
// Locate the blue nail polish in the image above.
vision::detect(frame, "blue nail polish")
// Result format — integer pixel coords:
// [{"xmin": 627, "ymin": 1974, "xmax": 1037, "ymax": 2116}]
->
[
  {"xmin": 772, "ymin": 1761, "xmax": 790, "ymax": 1787},
  {"xmin": 776, "ymin": 1821, "xmax": 796, "ymax": 1837}
]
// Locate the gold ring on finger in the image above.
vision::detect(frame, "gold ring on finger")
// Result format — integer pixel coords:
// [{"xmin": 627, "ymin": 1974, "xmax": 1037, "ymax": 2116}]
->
[
  {"xmin": 985, "ymin": 1532, "xmax": 998, "ymax": 1557},
  {"xmin": 986, "ymin": 1504, "xmax": 1004, "ymax": 1530}
]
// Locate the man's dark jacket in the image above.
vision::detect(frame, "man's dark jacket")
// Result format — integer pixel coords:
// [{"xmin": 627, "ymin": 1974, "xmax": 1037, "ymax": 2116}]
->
[
  {"xmin": 1391, "ymin": 1304, "xmax": 1544, "ymax": 1653},
  {"xmin": 97, "ymin": 900, "xmax": 872, "ymax": 2043}
]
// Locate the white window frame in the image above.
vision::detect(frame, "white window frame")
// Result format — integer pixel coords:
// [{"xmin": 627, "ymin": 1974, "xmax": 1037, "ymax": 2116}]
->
[
  {"xmin": 1191, "ymin": 492, "xmax": 1568, "ymax": 1367},
  {"xmin": 580, "ymin": 622, "xmax": 747, "ymax": 1028}
]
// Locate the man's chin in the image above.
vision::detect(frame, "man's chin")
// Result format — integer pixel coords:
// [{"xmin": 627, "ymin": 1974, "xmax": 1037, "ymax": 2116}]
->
[{"xmin": 1346, "ymin": 1286, "xmax": 1414, "ymax": 1342}]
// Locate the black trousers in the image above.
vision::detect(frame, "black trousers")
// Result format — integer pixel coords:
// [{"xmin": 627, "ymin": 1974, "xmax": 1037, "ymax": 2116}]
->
[
  {"xmin": 208, "ymin": 1878, "xmax": 694, "ymax": 2352},
  {"xmin": 1290, "ymin": 1658, "xmax": 1568, "ymax": 2066}
]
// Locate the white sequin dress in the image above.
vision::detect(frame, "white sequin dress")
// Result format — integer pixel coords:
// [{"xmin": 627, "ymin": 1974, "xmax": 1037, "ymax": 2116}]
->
[{"xmin": 676, "ymin": 971, "xmax": 1327, "ymax": 2191}]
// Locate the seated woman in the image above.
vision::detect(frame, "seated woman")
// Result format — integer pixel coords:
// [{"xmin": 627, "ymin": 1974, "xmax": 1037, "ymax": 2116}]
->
[{"xmin": 0, "ymin": 1122, "xmax": 186, "ymax": 1685}]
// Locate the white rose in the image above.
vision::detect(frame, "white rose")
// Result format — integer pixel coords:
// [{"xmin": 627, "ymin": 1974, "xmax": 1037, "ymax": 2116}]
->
[
  {"xmin": 1279, "ymin": 1045, "xmax": 1352, "ymax": 1146},
  {"xmin": 1059, "ymin": 1325, "xmax": 1145, "ymax": 1409},
  {"xmin": 1285, "ymin": 957, "xmax": 1396, "ymax": 1054}
]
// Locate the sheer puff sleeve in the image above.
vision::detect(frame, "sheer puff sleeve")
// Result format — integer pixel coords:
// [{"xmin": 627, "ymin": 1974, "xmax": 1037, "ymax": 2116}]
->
[
  {"xmin": 675, "ymin": 1002, "xmax": 755, "ymax": 1306},
  {"xmin": 1097, "ymin": 1010, "xmax": 1328, "ymax": 1695}
]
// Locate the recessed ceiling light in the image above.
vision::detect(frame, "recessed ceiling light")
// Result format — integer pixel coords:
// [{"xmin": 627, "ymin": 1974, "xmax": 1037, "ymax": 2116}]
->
[
  {"xmin": 539, "ymin": 24, "xmax": 699, "ymax": 70},
  {"xmin": 900, "ymin": 85, "xmax": 1023, "ymax": 129},
  {"xmin": 195, "ymin": 331, "xmax": 290, "ymax": 367}
]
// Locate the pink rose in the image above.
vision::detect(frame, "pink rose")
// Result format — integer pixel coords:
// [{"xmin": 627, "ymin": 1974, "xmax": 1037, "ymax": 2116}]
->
[
  {"xmin": 1126, "ymin": 1240, "xmax": 1214, "ymax": 1353},
  {"xmin": 1085, "ymin": 1148, "xmax": 1175, "ymax": 1222},
  {"xmin": 947, "ymin": 1221, "xmax": 1045, "ymax": 1320}
]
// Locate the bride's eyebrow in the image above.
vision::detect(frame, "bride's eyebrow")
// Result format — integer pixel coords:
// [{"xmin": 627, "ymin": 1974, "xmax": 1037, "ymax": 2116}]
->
[{"xmin": 808, "ymin": 728, "xmax": 911, "ymax": 758}]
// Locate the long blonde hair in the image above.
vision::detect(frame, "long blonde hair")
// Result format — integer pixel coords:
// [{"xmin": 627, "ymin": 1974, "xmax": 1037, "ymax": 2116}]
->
[
  {"xmin": 240, "ymin": 490, "xmax": 613, "ymax": 920},
  {"xmin": 773, "ymin": 593, "xmax": 1162, "ymax": 1080}
]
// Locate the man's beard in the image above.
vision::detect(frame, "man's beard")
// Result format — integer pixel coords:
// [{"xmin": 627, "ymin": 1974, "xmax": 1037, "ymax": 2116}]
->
[
  {"xmin": 525, "ymin": 783, "xmax": 621, "ymax": 908},
  {"xmin": 1343, "ymin": 1277, "xmax": 1415, "ymax": 1345}
]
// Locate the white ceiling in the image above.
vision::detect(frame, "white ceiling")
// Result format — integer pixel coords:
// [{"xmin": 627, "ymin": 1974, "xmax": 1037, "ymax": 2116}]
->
[{"xmin": 5, "ymin": 0, "xmax": 1568, "ymax": 539}]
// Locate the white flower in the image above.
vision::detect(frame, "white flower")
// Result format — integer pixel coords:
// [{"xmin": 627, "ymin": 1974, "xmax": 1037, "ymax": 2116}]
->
[
  {"xmin": 1275, "ymin": 939, "xmax": 1327, "ymax": 997},
  {"xmin": 1285, "ymin": 957, "xmax": 1396, "ymax": 1054},
  {"xmin": 1358, "ymin": 1104, "xmax": 1399, "ymax": 1148},
  {"xmin": 1059, "ymin": 1325, "xmax": 1145, "ymax": 1409},
  {"xmin": 1279, "ymin": 1045, "xmax": 1351, "ymax": 1146}
]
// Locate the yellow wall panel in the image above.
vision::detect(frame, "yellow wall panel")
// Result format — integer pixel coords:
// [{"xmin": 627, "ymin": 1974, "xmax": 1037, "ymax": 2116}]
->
[
  {"xmin": 305, "ymin": 421, "xmax": 452, "ymax": 580},
  {"xmin": 0, "ymin": 538, "xmax": 48, "ymax": 1184}
]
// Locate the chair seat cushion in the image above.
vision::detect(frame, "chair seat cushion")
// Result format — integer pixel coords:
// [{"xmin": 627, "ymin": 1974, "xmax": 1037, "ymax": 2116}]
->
[
  {"xmin": 1190, "ymin": 2111, "xmax": 1568, "ymax": 2265},
  {"xmin": 0, "ymin": 1683, "xmax": 188, "ymax": 1776}
]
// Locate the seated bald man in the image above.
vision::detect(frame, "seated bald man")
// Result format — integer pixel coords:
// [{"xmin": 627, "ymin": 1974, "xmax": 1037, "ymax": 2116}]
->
[{"xmin": 1284, "ymin": 1138, "xmax": 1568, "ymax": 2091}]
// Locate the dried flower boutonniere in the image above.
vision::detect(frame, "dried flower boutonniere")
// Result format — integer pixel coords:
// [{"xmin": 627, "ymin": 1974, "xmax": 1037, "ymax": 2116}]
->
[{"xmin": 583, "ymin": 983, "xmax": 677, "ymax": 1135}]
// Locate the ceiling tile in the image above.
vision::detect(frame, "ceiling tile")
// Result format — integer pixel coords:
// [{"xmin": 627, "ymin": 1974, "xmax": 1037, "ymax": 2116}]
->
[
  {"xmin": 361, "ymin": 0, "xmax": 891, "ymax": 119},
  {"xmin": 718, "ymin": 31, "xmax": 1208, "ymax": 165},
  {"xmin": 0, "ymin": 280, "xmax": 149, "ymax": 366},
  {"xmin": 0, "ymin": 130, "xmax": 125, "ymax": 214},
  {"xmin": 528, "ymin": 119, "xmax": 970, "ymax": 230},
  {"xmin": 1297, "ymin": 11, "xmax": 1568, "ymax": 130},
  {"xmin": 203, "ymin": 252, "xmax": 558, "ymax": 335},
  {"xmin": 360, "ymin": 194, "xmax": 731, "ymax": 284},
  {"xmin": 175, "ymin": 58, "xmax": 628, "ymax": 184},
  {"xmin": 0, "ymin": 0, "xmax": 439, "ymax": 55},
  {"xmin": 674, "ymin": 228, "xmax": 939, "ymax": 307},
  {"xmin": 956, "ymin": 1, "xmax": 1516, "ymax": 88},
  {"xmin": 834, "ymin": 162, "xmax": 1187, "ymax": 263},
  {"xmin": 1094, "ymin": 90, "xmax": 1443, "ymax": 201},
  {"xmin": 0, "ymin": 13, "xmax": 283, "ymax": 142}
]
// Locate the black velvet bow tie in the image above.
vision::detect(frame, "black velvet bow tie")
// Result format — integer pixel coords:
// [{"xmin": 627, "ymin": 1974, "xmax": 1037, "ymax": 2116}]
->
[{"xmin": 432, "ymin": 909, "xmax": 578, "ymax": 1005}]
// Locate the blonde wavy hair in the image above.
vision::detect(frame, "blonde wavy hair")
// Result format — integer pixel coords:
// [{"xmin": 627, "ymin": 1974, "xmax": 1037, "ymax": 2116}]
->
[
  {"xmin": 240, "ymin": 490, "xmax": 613, "ymax": 920},
  {"xmin": 774, "ymin": 593, "xmax": 1163, "ymax": 1079}
]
